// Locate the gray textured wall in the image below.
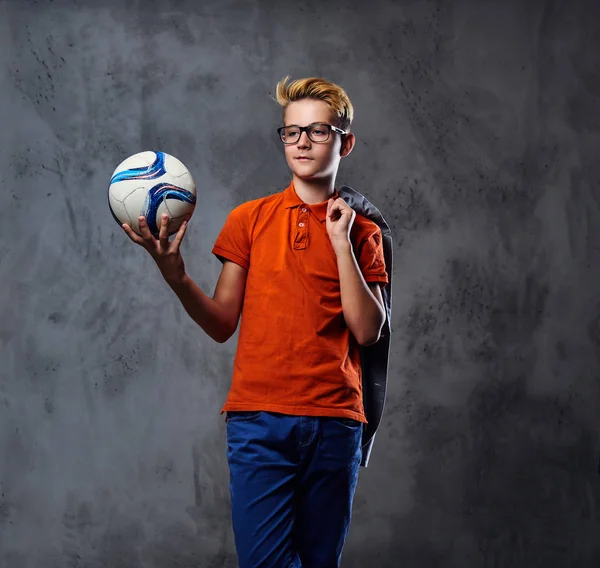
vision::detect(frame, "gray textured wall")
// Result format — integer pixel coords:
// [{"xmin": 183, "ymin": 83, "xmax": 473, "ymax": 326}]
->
[{"xmin": 1, "ymin": 0, "xmax": 600, "ymax": 566}]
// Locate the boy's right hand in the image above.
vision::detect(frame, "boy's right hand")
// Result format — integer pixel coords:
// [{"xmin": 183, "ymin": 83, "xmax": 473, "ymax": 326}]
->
[{"xmin": 122, "ymin": 214, "xmax": 189, "ymax": 285}]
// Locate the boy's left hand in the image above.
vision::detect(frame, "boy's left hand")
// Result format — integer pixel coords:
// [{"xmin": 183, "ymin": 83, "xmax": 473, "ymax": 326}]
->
[{"xmin": 326, "ymin": 197, "xmax": 356, "ymax": 252}]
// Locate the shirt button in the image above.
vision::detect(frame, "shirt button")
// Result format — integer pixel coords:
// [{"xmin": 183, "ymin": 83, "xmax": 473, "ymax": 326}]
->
[
  {"xmin": 302, "ymin": 207, "xmax": 307, "ymax": 212},
  {"xmin": 298, "ymin": 222, "xmax": 305, "ymax": 227}
]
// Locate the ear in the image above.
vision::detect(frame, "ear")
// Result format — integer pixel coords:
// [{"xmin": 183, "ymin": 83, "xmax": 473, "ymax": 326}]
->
[{"xmin": 340, "ymin": 132, "xmax": 355, "ymax": 158}]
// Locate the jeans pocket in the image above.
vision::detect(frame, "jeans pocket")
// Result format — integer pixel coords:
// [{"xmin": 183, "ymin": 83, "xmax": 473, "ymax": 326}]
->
[
  {"xmin": 226, "ymin": 410, "xmax": 262, "ymax": 423},
  {"xmin": 331, "ymin": 417, "xmax": 362, "ymax": 428}
]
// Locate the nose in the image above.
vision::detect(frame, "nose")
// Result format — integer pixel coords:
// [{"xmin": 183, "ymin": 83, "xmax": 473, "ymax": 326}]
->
[{"xmin": 296, "ymin": 130, "xmax": 311, "ymax": 148}]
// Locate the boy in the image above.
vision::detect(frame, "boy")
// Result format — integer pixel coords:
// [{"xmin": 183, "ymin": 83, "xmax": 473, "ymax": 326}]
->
[{"xmin": 123, "ymin": 77, "xmax": 390, "ymax": 568}]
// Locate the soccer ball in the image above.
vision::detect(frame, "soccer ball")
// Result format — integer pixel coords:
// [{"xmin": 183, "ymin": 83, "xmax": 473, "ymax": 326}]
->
[{"xmin": 108, "ymin": 151, "xmax": 196, "ymax": 238}]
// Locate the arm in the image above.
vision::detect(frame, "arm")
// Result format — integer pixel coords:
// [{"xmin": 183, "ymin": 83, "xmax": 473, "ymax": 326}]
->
[
  {"xmin": 335, "ymin": 243, "xmax": 385, "ymax": 346},
  {"xmin": 122, "ymin": 213, "xmax": 247, "ymax": 344},
  {"xmin": 169, "ymin": 261, "xmax": 247, "ymax": 344}
]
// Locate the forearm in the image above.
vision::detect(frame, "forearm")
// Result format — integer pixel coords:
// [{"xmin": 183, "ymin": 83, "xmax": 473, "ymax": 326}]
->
[
  {"xmin": 167, "ymin": 274, "xmax": 234, "ymax": 343},
  {"xmin": 335, "ymin": 243, "xmax": 385, "ymax": 346}
]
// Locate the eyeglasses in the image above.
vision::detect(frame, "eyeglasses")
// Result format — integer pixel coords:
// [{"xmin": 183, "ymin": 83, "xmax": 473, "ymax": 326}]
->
[{"xmin": 277, "ymin": 122, "xmax": 347, "ymax": 144}]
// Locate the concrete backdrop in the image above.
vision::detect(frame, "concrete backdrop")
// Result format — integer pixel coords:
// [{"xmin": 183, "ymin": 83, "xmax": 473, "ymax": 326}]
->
[{"xmin": 1, "ymin": 0, "xmax": 600, "ymax": 566}]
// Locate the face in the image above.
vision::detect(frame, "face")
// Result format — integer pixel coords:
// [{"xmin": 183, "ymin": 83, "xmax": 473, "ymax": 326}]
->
[{"xmin": 281, "ymin": 99, "xmax": 354, "ymax": 182}]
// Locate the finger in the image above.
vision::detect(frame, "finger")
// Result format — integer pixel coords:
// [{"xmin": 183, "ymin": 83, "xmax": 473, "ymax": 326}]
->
[
  {"xmin": 171, "ymin": 218, "xmax": 189, "ymax": 250},
  {"xmin": 333, "ymin": 197, "xmax": 349, "ymax": 211},
  {"xmin": 158, "ymin": 214, "xmax": 169, "ymax": 250},
  {"xmin": 327, "ymin": 198, "xmax": 337, "ymax": 217},
  {"xmin": 138, "ymin": 216, "xmax": 156, "ymax": 242},
  {"xmin": 122, "ymin": 223, "xmax": 145, "ymax": 246},
  {"xmin": 336, "ymin": 201, "xmax": 354, "ymax": 221},
  {"xmin": 329, "ymin": 200, "xmax": 344, "ymax": 220}
]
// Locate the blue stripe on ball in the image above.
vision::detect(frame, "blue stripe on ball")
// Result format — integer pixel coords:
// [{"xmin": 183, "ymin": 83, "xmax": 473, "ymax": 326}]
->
[
  {"xmin": 110, "ymin": 151, "xmax": 167, "ymax": 184},
  {"xmin": 143, "ymin": 183, "xmax": 197, "ymax": 238}
]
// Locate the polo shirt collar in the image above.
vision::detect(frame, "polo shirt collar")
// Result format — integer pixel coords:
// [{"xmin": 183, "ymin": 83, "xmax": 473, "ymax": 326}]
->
[{"xmin": 282, "ymin": 181, "xmax": 339, "ymax": 223}]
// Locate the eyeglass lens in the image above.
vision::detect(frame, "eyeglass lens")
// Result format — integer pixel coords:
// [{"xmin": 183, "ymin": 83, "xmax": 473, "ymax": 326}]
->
[{"xmin": 280, "ymin": 124, "xmax": 330, "ymax": 143}]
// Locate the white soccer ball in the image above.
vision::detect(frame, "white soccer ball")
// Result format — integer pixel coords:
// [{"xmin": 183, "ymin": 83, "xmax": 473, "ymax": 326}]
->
[{"xmin": 108, "ymin": 151, "xmax": 196, "ymax": 237}]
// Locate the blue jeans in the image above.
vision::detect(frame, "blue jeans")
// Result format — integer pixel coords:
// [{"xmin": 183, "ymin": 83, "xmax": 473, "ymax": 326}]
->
[{"xmin": 226, "ymin": 411, "xmax": 363, "ymax": 568}]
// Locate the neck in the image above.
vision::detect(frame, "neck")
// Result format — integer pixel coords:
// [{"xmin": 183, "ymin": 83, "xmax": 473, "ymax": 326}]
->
[{"xmin": 292, "ymin": 174, "xmax": 337, "ymax": 204}]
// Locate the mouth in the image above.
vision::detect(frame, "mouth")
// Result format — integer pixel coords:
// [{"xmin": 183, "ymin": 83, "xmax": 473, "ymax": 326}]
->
[{"xmin": 296, "ymin": 157, "xmax": 312, "ymax": 161}]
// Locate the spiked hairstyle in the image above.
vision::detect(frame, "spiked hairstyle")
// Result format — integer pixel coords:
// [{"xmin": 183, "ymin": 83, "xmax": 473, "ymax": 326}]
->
[{"xmin": 275, "ymin": 76, "xmax": 354, "ymax": 132}]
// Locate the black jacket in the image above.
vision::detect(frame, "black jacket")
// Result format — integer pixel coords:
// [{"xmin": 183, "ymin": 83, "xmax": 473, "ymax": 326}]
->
[{"xmin": 338, "ymin": 186, "xmax": 393, "ymax": 467}]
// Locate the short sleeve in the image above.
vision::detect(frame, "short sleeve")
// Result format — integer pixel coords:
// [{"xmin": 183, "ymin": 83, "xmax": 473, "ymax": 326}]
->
[
  {"xmin": 212, "ymin": 204, "xmax": 251, "ymax": 270},
  {"xmin": 357, "ymin": 227, "xmax": 388, "ymax": 284}
]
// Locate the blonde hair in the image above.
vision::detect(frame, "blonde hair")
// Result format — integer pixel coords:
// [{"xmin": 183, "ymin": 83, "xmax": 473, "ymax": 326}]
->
[{"xmin": 275, "ymin": 76, "xmax": 354, "ymax": 131}]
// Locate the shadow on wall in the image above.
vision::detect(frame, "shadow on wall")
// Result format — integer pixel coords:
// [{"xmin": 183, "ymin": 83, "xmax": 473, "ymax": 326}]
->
[{"xmin": 380, "ymin": 375, "xmax": 600, "ymax": 568}]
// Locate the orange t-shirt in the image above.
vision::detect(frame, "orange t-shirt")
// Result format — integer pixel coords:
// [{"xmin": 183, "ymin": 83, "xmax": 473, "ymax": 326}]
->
[{"xmin": 212, "ymin": 181, "xmax": 388, "ymax": 422}]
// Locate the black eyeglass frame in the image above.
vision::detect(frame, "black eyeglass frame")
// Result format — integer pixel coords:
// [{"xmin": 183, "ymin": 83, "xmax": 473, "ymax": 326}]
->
[{"xmin": 277, "ymin": 122, "xmax": 348, "ymax": 144}]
